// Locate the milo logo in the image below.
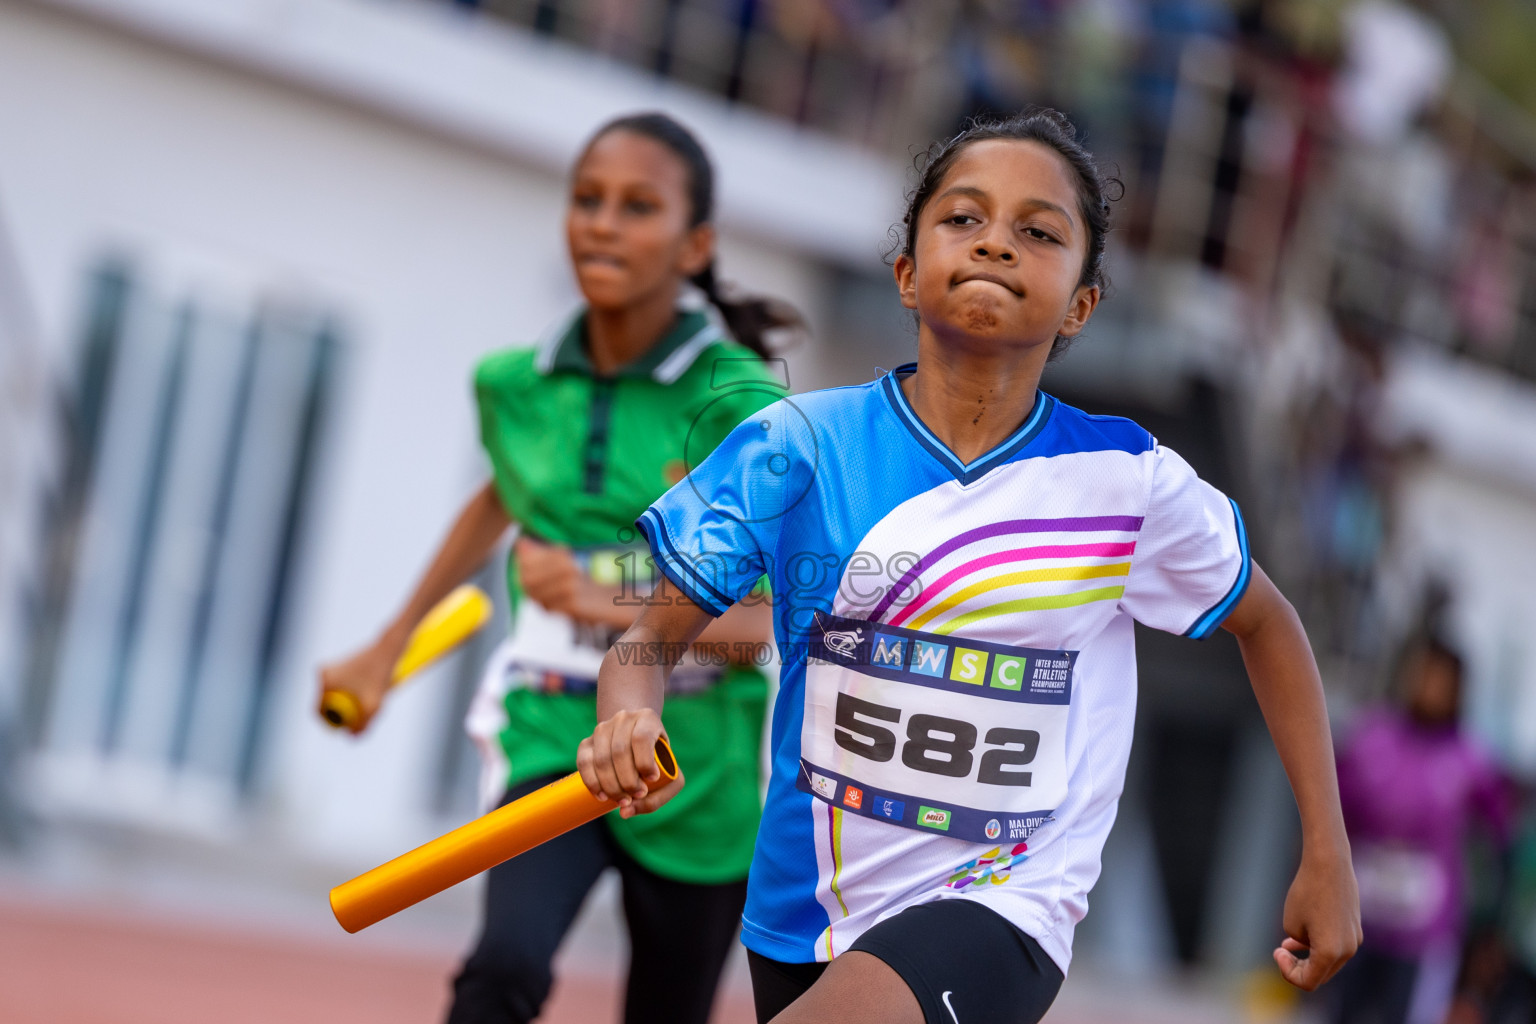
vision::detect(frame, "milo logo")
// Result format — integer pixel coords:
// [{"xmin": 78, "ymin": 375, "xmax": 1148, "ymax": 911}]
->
[{"xmin": 917, "ymin": 805, "xmax": 951, "ymax": 831}]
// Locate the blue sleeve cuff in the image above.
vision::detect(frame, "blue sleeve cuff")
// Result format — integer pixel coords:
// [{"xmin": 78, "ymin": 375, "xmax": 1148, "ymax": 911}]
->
[
  {"xmin": 635, "ymin": 510, "xmax": 732, "ymax": 618},
  {"xmin": 1183, "ymin": 498, "xmax": 1252, "ymax": 640}
]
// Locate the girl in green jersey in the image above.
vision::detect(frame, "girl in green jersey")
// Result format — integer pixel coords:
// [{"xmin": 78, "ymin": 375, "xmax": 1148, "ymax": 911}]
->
[{"xmin": 319, "ymin": 112, "xmax": 797, "ymax": 1024}]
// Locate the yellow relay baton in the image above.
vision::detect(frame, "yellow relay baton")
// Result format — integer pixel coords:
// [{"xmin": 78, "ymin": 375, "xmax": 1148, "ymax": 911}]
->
[
  {"xmin": 330, "ymin": 737, "xmax": 678, "ymax": 932},
  {"xmin": 319, "ymin": 584, "xmax": 493, "ymax": 729}
]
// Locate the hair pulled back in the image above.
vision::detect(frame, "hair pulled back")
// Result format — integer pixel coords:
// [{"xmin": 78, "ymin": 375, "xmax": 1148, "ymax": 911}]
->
[
  {"xmin": 585, "ymin": 112, "xmax": 803, "ymax": 358},
  {"xmin": 891, "ymin": 107, "xmax": 1121, "ymax": 359}
]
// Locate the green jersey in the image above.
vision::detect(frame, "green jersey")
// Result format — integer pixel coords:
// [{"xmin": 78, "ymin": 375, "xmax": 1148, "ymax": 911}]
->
[{"xmin": 469, "ymin": 308, "xmax": 783, "ymax": 883}]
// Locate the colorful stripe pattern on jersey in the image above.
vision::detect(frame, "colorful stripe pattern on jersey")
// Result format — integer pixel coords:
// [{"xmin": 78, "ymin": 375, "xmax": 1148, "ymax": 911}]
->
[{"xmin": 636, "ymin": 363, "xmax": 1250, "ymax": 972}]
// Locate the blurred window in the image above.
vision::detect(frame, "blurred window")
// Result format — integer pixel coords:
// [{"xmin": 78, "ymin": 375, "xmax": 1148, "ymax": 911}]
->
[{"xmin": 19, "ymin": 260, "xmax": 340, "ymax": 822}]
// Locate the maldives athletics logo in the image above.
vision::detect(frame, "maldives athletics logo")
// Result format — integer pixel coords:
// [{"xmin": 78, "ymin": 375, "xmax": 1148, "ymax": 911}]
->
[{"xmin": 984, "ymin": 818, "xmax": 1002, "ymax": 840}]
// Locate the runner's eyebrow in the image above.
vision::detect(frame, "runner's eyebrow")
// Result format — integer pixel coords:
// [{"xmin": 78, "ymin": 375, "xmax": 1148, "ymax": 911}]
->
[
  {"xmin": 1018, "ymin": 198, "xmax": 1074, "ymax": 226},
  {"xmin": 934, "ymin": 185, "xmax": 990, "ymax": 205},
  {"xmin": 932, "ymin": 187, "xmax": 1075, "ymax": 227}
]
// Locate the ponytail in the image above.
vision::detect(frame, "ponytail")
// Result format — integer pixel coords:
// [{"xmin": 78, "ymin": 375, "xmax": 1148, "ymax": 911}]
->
[
  {"xmin": 689, "ymin": 261, "xmax": 804, "ymax": 359},
  {"xmin": 585, "ymin": 112, "xmax": 805, "ymax": 357}
]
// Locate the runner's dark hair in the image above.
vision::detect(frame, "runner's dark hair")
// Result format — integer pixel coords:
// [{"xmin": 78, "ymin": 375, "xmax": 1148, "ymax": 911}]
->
[
  {"xmin": 586, "ymin": 112, "xmax": 803, "ymax": 358},
  {"xmin": 889, "ymin": 107, "xmax": 1122, "ymax": 359}
]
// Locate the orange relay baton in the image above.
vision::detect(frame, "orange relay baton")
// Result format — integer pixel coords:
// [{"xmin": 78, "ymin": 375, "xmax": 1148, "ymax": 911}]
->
[
  {"xmin": 320, "ymin": 584, "xmax": 493, "ymax": 729},
  {"xmin": 329, "ymin": 737, "xmax": 678, "ymax": 932}
]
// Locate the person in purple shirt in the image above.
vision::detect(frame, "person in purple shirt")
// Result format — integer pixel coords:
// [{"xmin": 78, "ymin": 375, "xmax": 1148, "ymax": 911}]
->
[{"xmin": 1330, "ymin": 635, "xmax": 1514, "ymax": 1024}]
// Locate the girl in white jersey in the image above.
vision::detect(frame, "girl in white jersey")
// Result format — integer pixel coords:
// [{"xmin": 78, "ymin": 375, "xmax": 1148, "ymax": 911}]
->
[{"xmin": 578, "ymin": 109, "xmax": 1363, "ymax": 1024}]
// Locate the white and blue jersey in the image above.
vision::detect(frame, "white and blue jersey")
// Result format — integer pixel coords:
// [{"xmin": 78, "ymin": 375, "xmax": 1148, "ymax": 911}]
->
[{"xmin": 636, "ymin": 363, "xmax": 1250, "ymax": 974}]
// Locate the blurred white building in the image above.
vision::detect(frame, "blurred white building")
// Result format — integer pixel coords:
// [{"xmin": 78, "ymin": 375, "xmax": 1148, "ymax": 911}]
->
[{"xmin": 0, "ymin": 0, "xmax": 900, "ymax": 873}]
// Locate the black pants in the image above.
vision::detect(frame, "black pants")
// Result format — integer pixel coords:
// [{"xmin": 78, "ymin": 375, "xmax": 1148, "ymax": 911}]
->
[
  {"xmin": 446, "ymin": 774, "xmax": 748, "ymax": 1024},
  {"xmin": 1325, "ymin": 947, "xmax": 1419, "ymax": 1024}
]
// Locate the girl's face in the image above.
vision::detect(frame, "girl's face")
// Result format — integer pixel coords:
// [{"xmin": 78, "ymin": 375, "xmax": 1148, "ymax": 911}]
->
[
  {"xmin": 894, "ymin": 139, "xmax": 1099, "ymax": 357},
  {"xmin": 566, "ymin": 130, "xmax": 714, "ymax": 312},
  {"xmin": 1406, "ymin": 649, "xmax": 1461, "ymax": 726}
]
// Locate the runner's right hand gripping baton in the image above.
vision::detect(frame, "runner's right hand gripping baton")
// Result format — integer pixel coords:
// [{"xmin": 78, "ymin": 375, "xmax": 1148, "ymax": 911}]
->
[{"xmin": 329, "ymin": 737, "xmax": 678, "ymax": 932}]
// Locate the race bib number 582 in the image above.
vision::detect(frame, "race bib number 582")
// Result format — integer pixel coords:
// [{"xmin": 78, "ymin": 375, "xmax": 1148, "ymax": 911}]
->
[{"xmin": 798, "ymin": 613, "xmax": 1073, "ymax": 844}]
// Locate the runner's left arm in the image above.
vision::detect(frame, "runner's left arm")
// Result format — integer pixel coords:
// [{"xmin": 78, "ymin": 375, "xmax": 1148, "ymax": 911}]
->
[
  {"xmin": 1120, "ymin": 446, "xmax": 1360, "ymax": 992},
  {"xmin": 1221, "ymin": 562, "xmax": 1361, "ymax": 991}
]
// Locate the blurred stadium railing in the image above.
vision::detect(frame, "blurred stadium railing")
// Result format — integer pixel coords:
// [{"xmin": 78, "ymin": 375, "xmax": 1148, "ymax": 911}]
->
[{"xmin": 448, "ymin": 0, "xmax": 958, "ymax": 151}]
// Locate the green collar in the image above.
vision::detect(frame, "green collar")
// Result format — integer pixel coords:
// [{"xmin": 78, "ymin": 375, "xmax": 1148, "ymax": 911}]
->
[{"xmin": 536, "ymin": 309, "xmax": 725, "ymax": 383}]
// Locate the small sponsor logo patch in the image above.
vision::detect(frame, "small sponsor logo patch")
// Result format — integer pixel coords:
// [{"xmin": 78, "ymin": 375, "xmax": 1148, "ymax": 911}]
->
[
  {"xmin": 843, "ymin": 785, "xmax": 864, "ymax": 810},
  {"xmin": 810, "ymin": 772, "xmax": 836, "ymax": 800},
  {"xmin": 822, "ymin": 628, "xmax": 862, "ymax": 659},
  {"xmin": 873, "ymin": 796, "xmax": 905, "ymax": 822},
  {"xmin": 1007, "ymin": 815, "xmax": 1051, "ymax": 840},
  {"xmin": 985, "ymin": 818, "xmax": 1002, "ymax": 840},
  {"xmin": 918, "ymin": 805, "xmax": 952, "ymax": 831}
]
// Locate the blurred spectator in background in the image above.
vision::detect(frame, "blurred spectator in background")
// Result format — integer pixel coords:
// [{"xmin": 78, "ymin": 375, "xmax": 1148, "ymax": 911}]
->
[
  {"xmin": 1449, "ymin": 923, "xmax": 1536, "ymax": 1024},
  {"xmin": 1331, "ymin": 633, "xmax": 1515, "ymax": 1024}
]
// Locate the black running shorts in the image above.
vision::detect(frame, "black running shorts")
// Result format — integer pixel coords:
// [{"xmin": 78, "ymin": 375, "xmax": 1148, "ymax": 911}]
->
[{"xmin": 746, "ymin": 898, "xmax": 1064, "ymax": 1024}]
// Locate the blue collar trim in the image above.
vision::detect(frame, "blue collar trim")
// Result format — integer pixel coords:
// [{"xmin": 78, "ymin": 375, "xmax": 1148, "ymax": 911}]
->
[{"xmin": 880, "ymin": 363, "xmax": 1055, "ymax": 485}]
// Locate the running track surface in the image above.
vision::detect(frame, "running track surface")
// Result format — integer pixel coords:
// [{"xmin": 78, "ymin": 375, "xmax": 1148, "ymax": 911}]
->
[
  {"xmin": 0, "ymin": 892, "xmax": 1265, "ymax": 1024},
  {"xmin": 0, "ymin": 892, "xmax": 717, "ymax": 1024}
]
